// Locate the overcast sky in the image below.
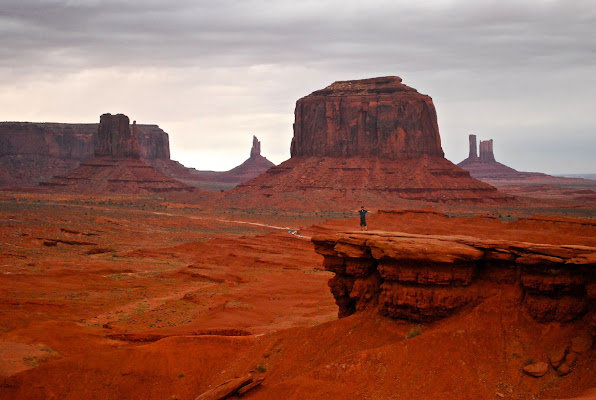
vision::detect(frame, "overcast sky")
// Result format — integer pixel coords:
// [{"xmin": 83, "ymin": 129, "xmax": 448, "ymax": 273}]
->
[{"xmin": 1, "ymin": 0, "xmax": 594, "ymax": 174}]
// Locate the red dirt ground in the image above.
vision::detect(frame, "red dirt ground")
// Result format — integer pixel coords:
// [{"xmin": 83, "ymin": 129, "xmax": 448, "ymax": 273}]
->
[{"xmin": 0, "ymin": 191, "xmax": 594, "ymax": 399}]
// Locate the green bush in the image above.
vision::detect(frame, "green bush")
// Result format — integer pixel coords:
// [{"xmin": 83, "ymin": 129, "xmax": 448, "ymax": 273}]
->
[{"xmin": 405, "ymin": 326, "xmax": 422, "ymax": 339}]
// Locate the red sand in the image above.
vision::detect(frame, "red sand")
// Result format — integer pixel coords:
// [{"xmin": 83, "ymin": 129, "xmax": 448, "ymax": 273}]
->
[{"xmin": 0, "ymin": 192, "xmax": 594, "ymax": 399}]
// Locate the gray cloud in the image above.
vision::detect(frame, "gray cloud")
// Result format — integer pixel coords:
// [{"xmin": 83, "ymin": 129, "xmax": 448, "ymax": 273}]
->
[
  {"xmin": 4, "ymin": 0, "xmax": 594, "ymax": 71},
  {"xmin": 1, "ymin": 0, "xmax": 595, "ymax": 173}
]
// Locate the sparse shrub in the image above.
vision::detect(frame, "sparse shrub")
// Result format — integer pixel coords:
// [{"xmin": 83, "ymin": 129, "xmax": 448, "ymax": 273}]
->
[
  {"xmin": 177, "ymin": 372, "xmax": 185, "ymax": 378},
  {"xmin": 524, "ymin": 358, "xmax": 534, "ymax": 366},
  {"xmin": 23, "ymin": 356, "xmax": 38, "ymax": 367},
  {"xmin": 256, "ymin": 364, "xmax": 267, "ymax": 373},
  {"xmin": 405, "ymin": 326, "xmax": 422, "ymax": 339}
]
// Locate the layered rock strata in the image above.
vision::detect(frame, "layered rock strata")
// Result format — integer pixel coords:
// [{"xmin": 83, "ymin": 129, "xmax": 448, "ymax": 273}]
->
[
  {"xmin": 41, "ymin": 114, "xmax": 192, "ymax": 194},
  {"xmin": 226, "ymin": 77, "xmax": 511, "ymax": 207},
  {"xmin": 0, "ymin": 121, "xmax": 171, "ymax": 186},
  {"xmin": 95, "ymin": 114, "xmax": 140, "ymax": 158},
  {"xmin": 312, "ymin": 231, "xmax": 595, "ymax": 322},
  {"xmin": 291, "ymin": 76, "xmax": 444, "ymax": 159}
]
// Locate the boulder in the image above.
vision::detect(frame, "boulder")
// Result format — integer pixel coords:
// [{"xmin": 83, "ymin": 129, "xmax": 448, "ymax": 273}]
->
[
  {"xmin": 548, "ymin": 345, "xmax": 568, "ymax": 368},
  {"xmin": 522, "ymin": 362, "xmax": 549, "ymax": 377}
]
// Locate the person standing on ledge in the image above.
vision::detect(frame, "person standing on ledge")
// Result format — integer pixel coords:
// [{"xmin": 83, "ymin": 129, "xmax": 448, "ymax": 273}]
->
[{"xmin": 358, "ymin": 206, "xmax": 368, "ymax": 231}]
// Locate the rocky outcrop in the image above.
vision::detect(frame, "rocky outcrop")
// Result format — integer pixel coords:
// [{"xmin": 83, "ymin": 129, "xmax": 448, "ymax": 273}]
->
[
  {"xmin": 312, "ymin": 231, "xmax": 595, "ymax": 323},
  {"xmin": 41, "ymin": 114, "xmax": 193, "ymax": 194},
  {"xmin": 224, "ymin": 77, "xmax": 511, "ymax": 208},
  {"xmin": 479, "ymin": 138, "xmax": 495, "ymax": 162},
  {"xmin": 95, "ymin": 114, "xmax": 140, "ymax": 158},
  {"xmin": 291, "ymin": 76, "xmax": 444, "ymax": 159},
  {"xmin": 0, "ymin": 120, "xmax": 171, "ymax": 186},
  {"xmin": 250, "ymin": 135, "xmax": 261, "ymax": 158},
  {"xmin": 468, "ymin": 134, "xmax": 478, "ymax": 158},
  {"xmin": 458, "ymin": 134, "xmax": 541, "ymax": 179},
  {"xmin": 457, "ymin": 134, "xmax": 596, "ymax": 204},
  {"xmin": 150, "ymin": 135, "xmax": 274, "ymax": 190}
]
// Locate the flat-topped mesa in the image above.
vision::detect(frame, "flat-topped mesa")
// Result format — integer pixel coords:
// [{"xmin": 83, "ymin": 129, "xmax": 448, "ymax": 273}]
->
[
  {"xmin": 222, "ymin": 76, "xmax": 513, "ymax": 207},
  {"xmin": 95, "ymin": 113, "xmax": 140, "ymax": 158},
  {"xmin": 291, "ymin": 76, "xmax": 444, "ymax": 159}
]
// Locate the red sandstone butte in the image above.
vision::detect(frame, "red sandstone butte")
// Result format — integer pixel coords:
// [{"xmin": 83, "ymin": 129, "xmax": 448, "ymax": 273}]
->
[
  {"xmin": 291, "ymin": 76, "xmax": 444, "ymax": 159},
  {"xmin": 0, "ymin": 120, "xmax": 172, "ymax": 186},
  {"xmin": 224, "ymin": 76, "xmax": 511, "ymax": 209},
  {"xmin": 95, "ymin": 113, "xmax": 140, "ymax": 158},
  {"xmin": 41, "ymin": 114, "xmax": 193, "ymax": 194}
]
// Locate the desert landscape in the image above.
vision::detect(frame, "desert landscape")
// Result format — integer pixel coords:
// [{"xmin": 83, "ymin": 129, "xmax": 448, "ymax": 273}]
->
[{"xmin": 0, "ymin": 74, "xmax": 594, "ymax": 400}]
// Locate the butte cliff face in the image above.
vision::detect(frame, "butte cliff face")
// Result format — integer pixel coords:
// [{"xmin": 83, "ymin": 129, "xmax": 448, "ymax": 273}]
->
[
  {"xmin": 291, "ymin": 76, "xmax": 444, "ymax": 159},
  {"xmin": 224, "ymin": 76, "xmax": 511, "ymax": 209},
  {"xmin": 0, "ymin": 120, "xmax": 171, "ymax": 186},
  {"xmin": 95, "ymin": 114, "xmax": 140, "ymax": 158},
  {"xmin": 42, "ymin": 114, "xmax": 192, "ymax": 194}
]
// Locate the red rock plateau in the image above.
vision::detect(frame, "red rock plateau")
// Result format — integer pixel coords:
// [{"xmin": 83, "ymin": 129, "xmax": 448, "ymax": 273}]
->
[
  {"xmin": 225, "ymin": 77, "xmax": 511, "ymax": 209},
  {"xmin": 0, "ymin": 120, "xmax": 171, "ymax": 187},
  {"xmin": 0, "ymin": 119, "xmax": 274, "ymax": 191},
  {"xmin": 0, "ymin": 188, "xmax": 594, "ymax": 399},
  {"xmin": 458, "ymin": 135, "xmax": 596, "ymax": 204},
  {"xmin": 41, "ymin": 114, "xmax": 193, "ymax": 194},
  {"xmin": 152, "ymin": 135, "xmax": 275, "ymax": 190}
]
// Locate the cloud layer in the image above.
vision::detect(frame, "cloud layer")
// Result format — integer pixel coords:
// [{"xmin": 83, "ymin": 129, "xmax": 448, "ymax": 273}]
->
[{"xmin": 1, "ymin": 0, "xmax": 595, "ymax": 173}]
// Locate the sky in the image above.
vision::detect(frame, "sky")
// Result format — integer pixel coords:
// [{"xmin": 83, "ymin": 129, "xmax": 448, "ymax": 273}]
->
[{"xmin": 1, "ymin": 0, "xmax": 595, "ymax": 174}]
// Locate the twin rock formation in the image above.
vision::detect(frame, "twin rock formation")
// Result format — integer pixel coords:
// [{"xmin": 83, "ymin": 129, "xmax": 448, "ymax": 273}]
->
[
  {"xmin": 227, "ymin": 76, "xmax": 510, "ymax": 207},
  {"xmin": 458, "ymin": 134, "xmax": 539, "ymax": 179}
]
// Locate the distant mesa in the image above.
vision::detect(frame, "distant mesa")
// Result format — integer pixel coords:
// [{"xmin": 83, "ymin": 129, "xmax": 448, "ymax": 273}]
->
[
  {"xmin": 0, "ymin": 118, "xmax": 171, "ymax": 187},
  {"xmin": 41, "ymin": 113, "xmax": 193, "ymax": 194},
  {"xmin": 224, "ymin": 76, "xmax": 511, "ymax": 208}
]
